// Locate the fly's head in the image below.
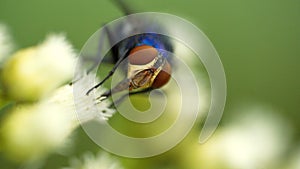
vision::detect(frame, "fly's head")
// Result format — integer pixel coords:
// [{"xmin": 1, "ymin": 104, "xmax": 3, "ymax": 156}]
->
[
  {"xmin": 127, "ymin": 45, "xmax": 171, "ymax": 91},
  {"xmin": 110, "ymin": 45, "xmax": 171, "ymax": 95}
]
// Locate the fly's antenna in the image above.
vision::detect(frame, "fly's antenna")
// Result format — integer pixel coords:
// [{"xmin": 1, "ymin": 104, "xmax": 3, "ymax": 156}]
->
[{"xmin": 111, "ymin": 0, "xmax": 135, "ymax": 15}]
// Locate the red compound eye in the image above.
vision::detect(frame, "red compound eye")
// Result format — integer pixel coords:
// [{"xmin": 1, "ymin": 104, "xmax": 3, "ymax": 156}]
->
[
  {"xmin": 129, "ymin": 45, "xmax": 157, "ymax": 65},
  {"xmin": 151, "ymin": 61, "xmax": 172, "ymax": 88}
]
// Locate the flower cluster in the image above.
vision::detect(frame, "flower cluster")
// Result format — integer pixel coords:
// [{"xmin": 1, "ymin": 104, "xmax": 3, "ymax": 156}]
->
[
  {"xmin": 0, "ymin": 31, "xmax": 78, "ymax": 162},
  {"xmin": 0, "ymin": 25, "xmax": 115, "ymax": 164}
]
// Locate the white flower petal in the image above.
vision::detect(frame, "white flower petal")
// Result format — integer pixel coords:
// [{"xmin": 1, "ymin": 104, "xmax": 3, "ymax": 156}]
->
[
  {"xmin": 62, "ymin": 151, "xmax": 124, "ymax": 169},
  {"xmin": 73, "ymin": 74, "xmax": 116, "ymax": 123}
]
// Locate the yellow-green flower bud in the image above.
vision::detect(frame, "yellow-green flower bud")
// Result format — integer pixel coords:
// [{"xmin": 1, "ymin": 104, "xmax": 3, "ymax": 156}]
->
[
  {"xmin": 1, "ymin": 35, "xmax": 76, "ymax": 101},
  {"xmin": 0, "ymin": 102, "xmax": 74, "ymax": 162}
]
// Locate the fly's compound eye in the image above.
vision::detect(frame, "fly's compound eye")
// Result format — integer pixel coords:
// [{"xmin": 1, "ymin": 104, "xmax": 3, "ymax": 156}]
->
[
  {"xmin": 151, "ymin": 61, "xmax": 172, "ymax": 88},
  {"xmin": 129, "ymin": 45, "xmax": 157, "ymax": 65}
]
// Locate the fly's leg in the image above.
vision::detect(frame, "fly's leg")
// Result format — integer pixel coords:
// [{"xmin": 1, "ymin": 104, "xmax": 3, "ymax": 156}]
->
[
  {"xmin": 87, "ymin": 0, "xmax": 135, "ymax": 96},
  {"xmin": 86, "ymin": 26, "xmax": 107, "ymax": 74},
  {"xmin": 104, "ymin": 25, "xmax": 119, "ymax": 63},
  {"xmin": 86, "ymin": 24, "xmax": 120, "ymax": 74},
  {"xmin": 111, "ymin": 0, "xmax": 134, "ymax": 15},
  {"xmin": 70, "ymin": 24, "xmax": 108, "ymax": 85},
  {"xmin": 108, "ymin": 88, "xmax": 153, "ymax": 108},
  {"xmin": 86, "ymin": 49, "xmax": 129, "ymax": 96},
  {"xmin": 86, "ymin": 23, "xmax": 126, "ymax": 95}
]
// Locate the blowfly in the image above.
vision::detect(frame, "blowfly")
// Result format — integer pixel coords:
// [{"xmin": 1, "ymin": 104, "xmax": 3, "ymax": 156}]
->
[{"xmin": 85, "ymin": 0, "xmax": 174, "ymax": 104}]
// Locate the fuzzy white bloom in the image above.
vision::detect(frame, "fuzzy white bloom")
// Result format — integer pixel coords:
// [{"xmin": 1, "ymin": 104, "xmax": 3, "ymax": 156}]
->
[
  {"xmin": 73, "ymin": 74, "xmax": 115, "ymax": 123},
  {"xmin": 0, "ymin": 101, "xmax": 75, "ymax": 162},
  {"xmin": 0, "ymin": 79, "xmax": 115, "ymax": 162},
  {"xmin": 198, "ymin": 105, "xmax": 291, "ymax": 169},
  {"xmin": 47, "ymin": 77, "xmax": 115, "ymax": 124},
  {"xmin": 62, "ymin": 151, "xmax": 124, "ymax": 169},
  {"xmin": 1, "ymin": 34, "xmax": 76, "ymax": 101},
  {"xmin": 0, "ymin": 23, "xmax": 13, "ymax": 62}
]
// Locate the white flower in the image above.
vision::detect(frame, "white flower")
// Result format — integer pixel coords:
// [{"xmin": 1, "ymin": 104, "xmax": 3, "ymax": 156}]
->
[
  {"xmin": 0, "ymin": 101, "xmax": 75, "ymax": 162},
  {"xmin": 47, "ymin": 78, "xmax": 115, "ymax": 124},
  {"xmin": 73, "ymin": 74, "xmax": 116, "ymax": 123},
  {"xmin": 0, "ymin": 79, "xmax": 115, "ymax": 162},
  {"xmin": 1, "ymin": 34, "xmax": 76, "ymax": 101},
  {"xmin": 62, "ymin": 151, "xmax": 124, "ymax": 169},
  {"xmin": 198, "ymin": 105, "xmax": 291, "ymax": 169},
  {"xmin": 0, "ymin": 23, "xmax": 13, "ymax": 62}
]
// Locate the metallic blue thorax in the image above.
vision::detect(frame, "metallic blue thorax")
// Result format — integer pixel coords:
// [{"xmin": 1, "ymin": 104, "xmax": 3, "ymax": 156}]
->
[
  {"xmin": 136, "ymin": 34, "xmax": 166, "ymax": 50},
  {"xmin": 118, "ymin": 33, "xmax": 173, "ymax": 60}
]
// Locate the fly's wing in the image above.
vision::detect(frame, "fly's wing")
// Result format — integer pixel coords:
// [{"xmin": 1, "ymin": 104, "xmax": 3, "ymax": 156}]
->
[
  {"xmin": 80, "ymin": 0, "xmax": 134, "ymax": 71},
  {"xmin": 79, "ymin": 24, "xmax": 121, "ymax": 76}
]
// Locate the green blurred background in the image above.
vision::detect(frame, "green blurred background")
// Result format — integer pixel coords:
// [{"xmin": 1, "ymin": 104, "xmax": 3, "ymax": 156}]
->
[{"xmin": 0, "ymin": 0, "xmax": 299, "ymax": 168}]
